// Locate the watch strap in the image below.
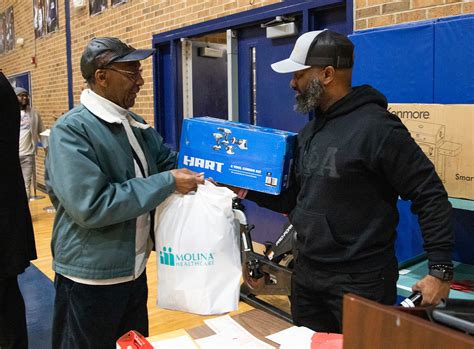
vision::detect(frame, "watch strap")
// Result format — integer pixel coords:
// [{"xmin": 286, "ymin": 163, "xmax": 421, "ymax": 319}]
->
[{"xmin": 429, "ymin": 264, "xmax": 454, "ymax": 281}]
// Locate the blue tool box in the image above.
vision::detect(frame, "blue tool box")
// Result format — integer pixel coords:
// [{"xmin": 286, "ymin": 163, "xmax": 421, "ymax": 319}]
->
[{"xmin": 178, "ymin": 117, "xmax": 297, "ymax": 195}]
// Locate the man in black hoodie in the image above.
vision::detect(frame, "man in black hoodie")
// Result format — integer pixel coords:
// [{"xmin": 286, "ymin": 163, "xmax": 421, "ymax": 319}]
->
[{"xmin": 241, "ymin": 30, "xmax": 453, "ymax": 333}]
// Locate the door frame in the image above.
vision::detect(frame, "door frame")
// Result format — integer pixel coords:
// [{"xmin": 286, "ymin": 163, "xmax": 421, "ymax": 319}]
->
[{"xmin": 152, "ymin": 0, "xmax": 352, "ymax": 149}]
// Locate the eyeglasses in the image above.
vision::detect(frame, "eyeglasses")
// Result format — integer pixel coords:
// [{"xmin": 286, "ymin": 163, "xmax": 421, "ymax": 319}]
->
[{"xmin": 102, "ymin": 67, "xmax": 143, "ymax": 81}]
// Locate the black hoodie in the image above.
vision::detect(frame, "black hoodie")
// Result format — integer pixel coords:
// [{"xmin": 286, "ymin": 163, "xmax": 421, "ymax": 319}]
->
[{"xmin": 247, "ymin": 85, "xmax": 453, "ymax": 272}]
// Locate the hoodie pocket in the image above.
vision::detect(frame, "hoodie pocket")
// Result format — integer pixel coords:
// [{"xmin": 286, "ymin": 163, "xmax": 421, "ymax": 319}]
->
[{"xmin": 290, "ymin": 207, "xmax": 347, "ymax": 258}]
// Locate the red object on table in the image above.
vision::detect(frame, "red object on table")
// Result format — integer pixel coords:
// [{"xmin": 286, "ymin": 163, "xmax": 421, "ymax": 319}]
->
[
  {"xmin": 311, "ymin": 332, "xmax": 343, "ymax": 349},
  {"xmin": 116, "ymin": 330, "xmax": 154, "ymax": 349},
  {"xmin": 450, "ymin": 280, "xmax": 474, "ymax": 292}
]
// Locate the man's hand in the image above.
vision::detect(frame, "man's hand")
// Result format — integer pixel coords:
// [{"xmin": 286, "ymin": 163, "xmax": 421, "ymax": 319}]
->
[
  {"xmin": 412, "ymin": 275, "xmax": 451, "ymax": 306},
  {"xmin": 170, "ymin": 168, "xmax": 204, "ymax": 194}
]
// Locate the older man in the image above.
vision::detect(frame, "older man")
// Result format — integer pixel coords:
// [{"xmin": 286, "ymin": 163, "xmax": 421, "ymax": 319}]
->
[
  {"xmin": 242, "ymin": 30, "xmax": 454, "ymax": 332},
  {"xmin": 46, "ymin": 37, "xmax": 204, "ymax": 347},
  {"xmin": 15, "ymin": 86, "xmax": 45, "ymax": 199}
]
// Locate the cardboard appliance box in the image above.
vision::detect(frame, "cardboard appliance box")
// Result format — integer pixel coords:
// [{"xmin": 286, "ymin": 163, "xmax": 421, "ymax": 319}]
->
[
  {"xmin": 178, "ymin": 117, "xmax": 297, "ymax": 195},
  {"xmin": 389, "ymin": 104, "xmax": 473, "ymax": 201}
]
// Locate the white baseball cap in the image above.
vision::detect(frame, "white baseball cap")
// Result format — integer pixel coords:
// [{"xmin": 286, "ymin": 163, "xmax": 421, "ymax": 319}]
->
[{"xmin": 271, "ymin": 29, "xmax": 354, "ymax": 74}]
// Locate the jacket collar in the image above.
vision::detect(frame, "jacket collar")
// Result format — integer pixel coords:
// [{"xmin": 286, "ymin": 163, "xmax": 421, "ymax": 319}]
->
[{"xmin": 80, "ymin": 89, "xmax": 149, "ymax": 129}]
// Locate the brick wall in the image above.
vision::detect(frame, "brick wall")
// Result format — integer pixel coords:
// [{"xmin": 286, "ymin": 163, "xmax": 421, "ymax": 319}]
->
[
  {"xmin": 1, "ymin": 0, "xmax": 473, "ymax": 187},
  {"xmin": 0, "ymin": 0, "xmax": 279, "ymax": 187},
  {"xmin": 69, "ymin": 0, "xmax": 279, "ymax": 124},
  {"xmin": 355, "ymin": 0, "xmax": 474, "ymax": 30},
  {"xmin": 0, "ymin": 0, "xmax": 68, "ymax": 188}
]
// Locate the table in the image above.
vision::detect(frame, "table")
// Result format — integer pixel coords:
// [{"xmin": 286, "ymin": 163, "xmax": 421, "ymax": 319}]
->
[
  {"xmin": 187, "ymin": 309, "xmax": 293, "ymax": 347},
  {"xmin": 149, "ymin": 309, "xmax": 293, "ymax": 348}
]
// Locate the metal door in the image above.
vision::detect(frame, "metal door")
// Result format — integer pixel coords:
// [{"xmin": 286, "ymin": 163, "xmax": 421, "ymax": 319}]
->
[
  {"xmin": 238, "ymin": 25, "xmax": 306, "ymax": 131},
  {"xmin": 182, "ymin": 40, "xmax": 228, "ymax": 120},
  {"xmin": 237, "ymin": 24, "xmax": 305, "ymax": 244}
]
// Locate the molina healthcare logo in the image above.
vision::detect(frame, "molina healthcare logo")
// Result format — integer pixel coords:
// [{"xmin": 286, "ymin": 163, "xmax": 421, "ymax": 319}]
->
[{"xmin": 159, "ymin": 246, "xmax": 215, "ymax": 267}]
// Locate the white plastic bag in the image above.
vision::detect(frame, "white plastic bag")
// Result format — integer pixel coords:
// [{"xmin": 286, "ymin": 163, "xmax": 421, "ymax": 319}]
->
[{"xmin": 154, "ymin": 181, "xmax": 241, "ymax": 315}]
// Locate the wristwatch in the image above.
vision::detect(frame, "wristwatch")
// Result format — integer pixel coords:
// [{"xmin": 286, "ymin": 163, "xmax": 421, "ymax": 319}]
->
[{"xmin": 429, "ymin": 264, "xmax": 454, "ymax": 281}]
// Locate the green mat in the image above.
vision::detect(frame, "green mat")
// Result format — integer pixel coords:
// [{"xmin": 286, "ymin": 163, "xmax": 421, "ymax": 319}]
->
[{"xmin": 397, "ymin": 259, "xmax": 474, "ymax": 299}]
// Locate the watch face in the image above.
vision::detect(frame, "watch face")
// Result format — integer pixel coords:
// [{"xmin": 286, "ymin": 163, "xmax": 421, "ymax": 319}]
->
[
  {"xmin": 444, "ymin": 270, "xmax": 454, "ymax": 281},
  {"xmin": 430, "ymin": 267, "xmax": 454, "ymax": 281}
]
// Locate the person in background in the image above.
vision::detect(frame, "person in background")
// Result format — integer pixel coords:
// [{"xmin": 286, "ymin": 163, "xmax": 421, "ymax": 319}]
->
[
  {"xmin": 0, "ymin": 73, "xmax": 37, "ymax": 348},
  {"xmin": 45, "ymin": 37, "xmax": 204, "ymax": 348},
  {"xmin": 240, "ymin": 30, "xmax": 454, "ymax": 333},
  {"xmin": 15, "ymin": 86, "xmax": 45, "ymax": 199}
]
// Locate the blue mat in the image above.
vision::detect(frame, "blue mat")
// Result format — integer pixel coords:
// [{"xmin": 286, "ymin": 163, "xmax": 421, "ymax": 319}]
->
[
  {"xmin": 18, "ymin": 264, "xmax": 54, "ymax": 349},
  {"xmin": 349, "ymin": 14, "xmax": 474, "ymax": 266}
]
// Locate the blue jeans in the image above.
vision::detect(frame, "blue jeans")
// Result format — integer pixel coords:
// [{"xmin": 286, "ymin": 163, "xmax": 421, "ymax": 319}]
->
[{"xmin": 52, "ymin": 271, "xmax": 148, "ymax": 349}]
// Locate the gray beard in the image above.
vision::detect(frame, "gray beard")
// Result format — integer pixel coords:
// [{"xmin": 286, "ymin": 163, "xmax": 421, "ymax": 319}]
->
[{"xmin": 294, "ymin": 78, "xmax": 324, "ymax": 114}]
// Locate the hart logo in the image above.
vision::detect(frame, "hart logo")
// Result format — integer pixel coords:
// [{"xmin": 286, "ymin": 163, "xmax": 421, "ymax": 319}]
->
[
  {"xmin": 182, "ymin": 155, "xmax": 224, "ymax": 173},
  {"xmin": 159, "ymin": 246, "xmax": 215, "ymax": 267}
]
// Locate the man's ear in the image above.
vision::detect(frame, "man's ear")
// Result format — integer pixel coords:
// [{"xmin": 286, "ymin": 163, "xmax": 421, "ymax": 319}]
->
[
  {"xmin": 321, "ymin": 66, "xmax": 336, "ymax": 85},
  {"xmin": 94, "ymin": 69, "xmax": 108, "ymax": 87}
]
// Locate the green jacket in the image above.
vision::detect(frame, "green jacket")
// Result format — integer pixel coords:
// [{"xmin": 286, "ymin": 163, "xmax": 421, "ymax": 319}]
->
[{"xmin": 45, "ymin": 105, "xmax": 177, "ymax": 279}]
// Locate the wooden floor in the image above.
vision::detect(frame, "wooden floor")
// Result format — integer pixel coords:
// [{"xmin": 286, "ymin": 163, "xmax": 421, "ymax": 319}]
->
[{"xmin": 28, "ymin": 195, "xmax": 290, "ymax": 336}]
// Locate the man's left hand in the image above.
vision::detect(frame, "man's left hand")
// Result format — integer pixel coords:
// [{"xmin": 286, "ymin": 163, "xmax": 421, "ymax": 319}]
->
[{"xmin": 412, "ymin": 275, "xmax": 451, "ymax": 306}]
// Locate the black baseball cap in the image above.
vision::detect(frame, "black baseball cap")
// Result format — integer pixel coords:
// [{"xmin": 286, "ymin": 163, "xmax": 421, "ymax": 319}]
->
[
  {"xmin": 271, "ymin": 29, "xmax": 354, "ymax": 73},
  {"xmin": 80, "ymin": 37, "xmax": 154, "ymax": 80}
]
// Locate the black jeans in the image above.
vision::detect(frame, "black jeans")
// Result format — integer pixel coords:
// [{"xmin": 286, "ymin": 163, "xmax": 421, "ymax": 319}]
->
[
  {"xmin": 0, "ymin": 276, "xmax": 28, "ymax": 349},
  {"xmin": 290, "ymin": 257, "xmax": 398, "ymax": 333},
  {"xmin": 52, "ymin": 271, "xmax": 148, "ymax": 349}
]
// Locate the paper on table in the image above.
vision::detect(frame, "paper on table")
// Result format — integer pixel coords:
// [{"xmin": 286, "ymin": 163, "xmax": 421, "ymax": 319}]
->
[
  {"xmin": 266, "ymin": 326, "xmax": 314, "ymax": 347},
  {"xmin": 202, "ymin": 315, "xmax": 274, "ymax": 348},
  {"xmin": 204, "ymin": 315, "xmax": 244, "ymax": 334},
  {"xmin": 280, "ymin": 344, "xmax": 310, "ymax": 349},
  {"xmin": 196, "ymin": 332, "xmax": 274, "ymax": 349}
]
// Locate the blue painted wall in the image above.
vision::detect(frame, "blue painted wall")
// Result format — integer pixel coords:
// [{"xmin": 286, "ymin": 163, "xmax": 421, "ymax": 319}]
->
[{"xmin": 350, "ymin": 15, "xmax": 474, "ymax": 264}]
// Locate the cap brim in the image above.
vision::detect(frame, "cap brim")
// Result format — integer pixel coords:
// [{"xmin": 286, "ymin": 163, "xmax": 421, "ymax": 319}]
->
[
  {"xmin": 114, "ymin": 49, "xmax": 155, "ymax": 62},
  {"xmin": 271, "ymin": 58, "xmax": 311, "ymax": 74}
]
